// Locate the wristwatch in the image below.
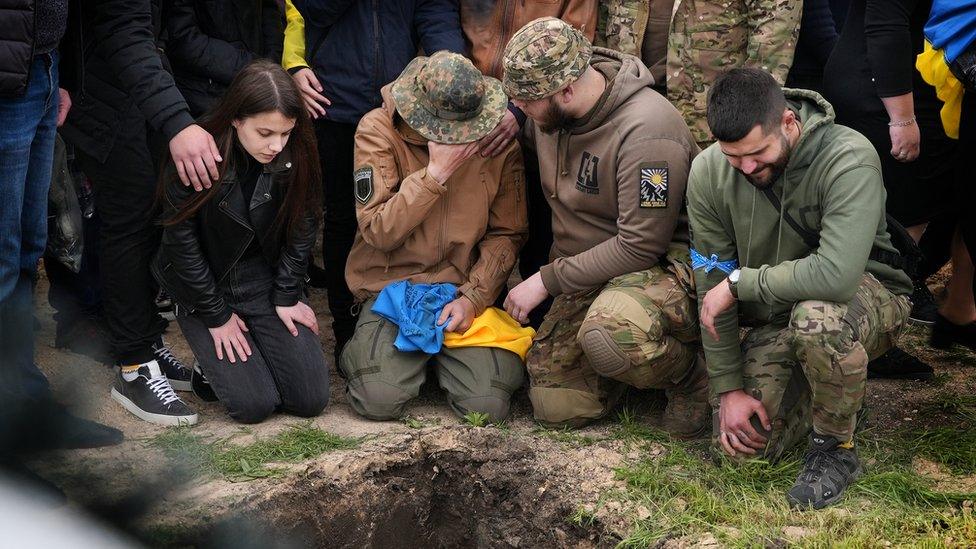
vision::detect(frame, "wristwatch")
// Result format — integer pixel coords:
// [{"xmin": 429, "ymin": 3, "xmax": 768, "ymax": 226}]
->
[{"xmin": 727, "ymin": 269, "xmax": 741, "ymax": 298}]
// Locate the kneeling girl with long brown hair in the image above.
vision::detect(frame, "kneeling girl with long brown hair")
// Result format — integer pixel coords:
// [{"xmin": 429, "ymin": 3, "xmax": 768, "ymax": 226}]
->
[{"xmin": 144, "ymin": 60, "xmax": 327, "ymax": 425}]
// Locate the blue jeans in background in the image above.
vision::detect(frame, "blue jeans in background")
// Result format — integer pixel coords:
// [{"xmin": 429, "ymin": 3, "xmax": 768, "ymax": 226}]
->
[{"xmin": 0, "ymin": 53, "xmax": 60, "ymax": 401}]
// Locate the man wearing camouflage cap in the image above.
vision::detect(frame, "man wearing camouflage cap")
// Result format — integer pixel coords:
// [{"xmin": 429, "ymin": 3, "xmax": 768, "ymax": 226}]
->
[
  {"xmin": 342, "ymin": 51, "xmax": 528, "ymax": 422},
  {"xmin": 501, "ymin": 17, "xmax": 707, "ymax": 435}
]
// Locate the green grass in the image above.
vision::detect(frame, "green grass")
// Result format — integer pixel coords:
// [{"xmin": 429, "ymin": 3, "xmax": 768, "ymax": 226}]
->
[
  {"xmin": 533, "ymin": 426, "xmax": 601, "ymax": 447},
  {"xmin": 461, "ymin": 411, "xmax": 491, "ymax": 428},
  {"xmin": 600, "ymin": 406, "xmax": 976, "ymax": 547},
  {"xmin": 149, "ymin": 423, "xmax": 359, "ymax": 481}
]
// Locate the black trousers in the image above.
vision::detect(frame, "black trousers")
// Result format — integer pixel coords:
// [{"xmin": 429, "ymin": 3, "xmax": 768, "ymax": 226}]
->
[
  {"xmin": 519, "ymin": 146, "xmax": 554, "ymax": 329},
  {"xmin": 314, "ymin": 119, "xmax": 358, "ymax": 356},
  {"xmin": 75, "ymin": 111, "xmax": 167, "ymax": 364},
  {"xmin": 176, "ymin": 256, "xmax": 330, "ymax": 424},
  {"xmin": 958, "ymin": 92, "xmax": 976, "ymax": 295}
]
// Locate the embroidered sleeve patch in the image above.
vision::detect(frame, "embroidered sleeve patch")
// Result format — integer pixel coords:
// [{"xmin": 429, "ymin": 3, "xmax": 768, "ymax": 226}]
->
[
  {"xmin": 354, "ymin": 166, "xmax": 374, "ymax": 204},
  {"xmin": 639, "ymin": 161, "xmax": 669, "ymax": 209}
]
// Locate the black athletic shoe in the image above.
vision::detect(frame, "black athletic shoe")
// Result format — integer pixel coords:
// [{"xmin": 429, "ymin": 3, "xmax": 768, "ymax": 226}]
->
[
  {"xmin": 909, "ymin": 281, "xmax": 938, "ymax": 325},
  {"xmin": 787, "ymin": 434, "xmax": 862, "ymax": 510},
  {"xmin": 190, "ymin": 361, "xmax": 218, "ymax": 402},
  {"xmin": 931, "ymin": 313, "xmax": 976, "ymax": 353},
  {"xmin": 867, "ymin": 347, "xmax": 934, "ymax": 380},
  {"xmin": 151, "ymin": 340, "xmax": 192, "ymax": 392},
  {"xmin": 110, "ymin": 361, "xmax": 198, "ymax": 426}
]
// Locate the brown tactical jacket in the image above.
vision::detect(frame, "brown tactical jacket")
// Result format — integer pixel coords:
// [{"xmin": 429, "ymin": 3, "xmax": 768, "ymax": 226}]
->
[
  {"xmin": 460, "ymin": 0, "xmax": 599, "ymax": 79},
  {"xmin": 345, "ymin": 85, "xmax": 529, "ymax": 314},
  {"xmin": 524, "ymin": 49, "xmax": 699, "ymax": 296}
]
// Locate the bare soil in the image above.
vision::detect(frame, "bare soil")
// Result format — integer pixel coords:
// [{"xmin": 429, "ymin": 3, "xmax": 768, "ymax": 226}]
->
[{"xmin": 25, "ymin": 272, "xmax": 976, "ymax": 547}]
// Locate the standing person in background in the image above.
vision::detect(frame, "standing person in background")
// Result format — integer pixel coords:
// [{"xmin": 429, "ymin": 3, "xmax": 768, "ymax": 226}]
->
[
  {"xmin": 1, "ymin": 0, "xmax": 122, "ymax": 497},
  {"xmin": 917, "ymin": 0, "xmax": 976, "ymax": 354},
  {"xmin": 459, "ymin": 0, "xmax": 599, "ymax": 328},
  {"xmin": 786, "ymin": 0, "xmax": 840, "ymax": 93},
  {"xmin": 823, "ymin": 0, "xmax": 958, "ymax": 380},
  {"xmin": 283, "ymin": 1, "xmax": 465, "ymax": 361},
  {"xmin": 166, "ymin": 0, "xmax": 284, "ymax": 117},
  {"xmin": 596, "ymin": 0, "xmax": 675, "ymax": 96},
  {"xmin": 60, "ymin": 0, "xmax": 223, "ymax": 425},
  {"xmin": 667, "ymin": 0, "xmax": 803, "ymax": 148}
]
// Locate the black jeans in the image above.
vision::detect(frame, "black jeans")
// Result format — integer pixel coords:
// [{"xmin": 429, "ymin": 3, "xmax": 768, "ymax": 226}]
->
[
  {"xmin": 519, "ymin": 147, "xmax": 554, "ymax": 329},
  {"xmin": 176, "ymin": 256, "xmax": 330, "ymax": 424},
  {"xmin": 74, "ymin": 110, "xmax": 167, "ymax": 364},
  {"xmin": 315, "ymin": 119, "xmax": 358, "ymax": 356}
]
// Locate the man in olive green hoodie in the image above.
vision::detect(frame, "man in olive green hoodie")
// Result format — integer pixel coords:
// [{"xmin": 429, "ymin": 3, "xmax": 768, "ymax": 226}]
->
[{"xmin": 688, "ymin": 69, "xmax": 913, "ymax": 510}]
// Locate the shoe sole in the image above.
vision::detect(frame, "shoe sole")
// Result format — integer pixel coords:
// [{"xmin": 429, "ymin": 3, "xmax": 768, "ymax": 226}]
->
[
  {"xmin": 168, "ymin": 378, "xmax": 193, "ymax": 392},
  {"xmin": 787, "ymin": 463, "xmax": 864, "ymax": 510},
  {"xmin": 110, "ymin": 388, "xmax": 198, "ymax": 426}
]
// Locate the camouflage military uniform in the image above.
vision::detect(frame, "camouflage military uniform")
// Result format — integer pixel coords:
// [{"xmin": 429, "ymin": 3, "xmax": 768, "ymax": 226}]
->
[
  {"xmin": 711, "ymin": 274, "xmax": 910, "ymax": 461},
  {"xmin": 528, "ymin": 259, "xmax": 705, "ymax": 431},
  {"xmin": 596, "ymin": 0, "xmax": 650, "ymax": 57},
  {"xmin": 667, "ymin": 0, "xmax": 802, "ymax": 147}
]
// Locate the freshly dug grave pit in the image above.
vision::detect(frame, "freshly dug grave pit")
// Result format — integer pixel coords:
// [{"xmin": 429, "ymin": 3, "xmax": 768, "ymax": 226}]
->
[{"xmin": 242, "ymin": 428, "xmax": 626, "ymax": 548}]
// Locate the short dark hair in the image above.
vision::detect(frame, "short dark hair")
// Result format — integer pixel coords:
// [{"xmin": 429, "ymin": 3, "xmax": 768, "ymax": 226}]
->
[{"xmin": 706, "ymin": 68, "xmax": 787, "ymax": 142}]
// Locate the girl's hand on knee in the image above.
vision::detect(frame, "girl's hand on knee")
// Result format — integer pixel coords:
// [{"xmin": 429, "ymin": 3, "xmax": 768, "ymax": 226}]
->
[
  {"xmin": 209, "ymin": 313, "xmax": 251, "ymax": 363},
  {"xmin": 276, "ymin": 302, "xmax": 320, "ymax": 337}
]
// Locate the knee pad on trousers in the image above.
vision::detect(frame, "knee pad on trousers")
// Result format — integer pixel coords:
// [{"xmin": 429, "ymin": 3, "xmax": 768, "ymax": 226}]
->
[{"xmin": 578, "ymin": 324, "xmax": 632, "ymax": 378}]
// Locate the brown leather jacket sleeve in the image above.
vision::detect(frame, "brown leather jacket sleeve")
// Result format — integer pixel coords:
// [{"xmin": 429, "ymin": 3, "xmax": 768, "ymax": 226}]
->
[
  {"xmin": 353, "ymin": 118, "xmax": 448, "ymax": 252},
  {"xmin": 562, "ymin": 0, "xmax": 599, "ymax": 40},
  {"xmin": 457, "ymin": 144, "xmax": 529, "ymax": 314},
  {"xmin": 540, "ymin": 136, "xmax": 690, "ymax": 294}
]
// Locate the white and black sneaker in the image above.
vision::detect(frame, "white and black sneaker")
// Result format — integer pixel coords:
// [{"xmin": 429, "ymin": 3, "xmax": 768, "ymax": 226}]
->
[
  {"xmin": 151, "ymin": 340, "xmax": 192, "ymax": 392},
  {"xmin": 110, "ymin": 361, "xmax": 198, "ymax": 426}
]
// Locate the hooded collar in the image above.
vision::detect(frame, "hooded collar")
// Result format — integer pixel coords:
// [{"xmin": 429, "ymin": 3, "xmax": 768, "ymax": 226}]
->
[{"xmin": 571, "ymin": 48, "xmax": 656, "ymax": 134}]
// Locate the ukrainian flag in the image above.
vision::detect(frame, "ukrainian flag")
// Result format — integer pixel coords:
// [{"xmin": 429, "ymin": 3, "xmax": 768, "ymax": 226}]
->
[{"xmin": 916, "ymin": 0, "xmax": 976, "ymax": 139}]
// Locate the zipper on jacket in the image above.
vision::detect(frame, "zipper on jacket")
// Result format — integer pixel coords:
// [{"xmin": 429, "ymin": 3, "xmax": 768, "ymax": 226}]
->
[{"xmin": 489, "ymin": 0, "xmax": 517, "ymax": 78}]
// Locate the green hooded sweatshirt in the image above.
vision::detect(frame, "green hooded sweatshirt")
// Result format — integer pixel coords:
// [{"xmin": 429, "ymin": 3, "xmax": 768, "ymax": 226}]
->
[{"xmin": 686, "ymin": 89, "xmax": 913, "ymax": 395}]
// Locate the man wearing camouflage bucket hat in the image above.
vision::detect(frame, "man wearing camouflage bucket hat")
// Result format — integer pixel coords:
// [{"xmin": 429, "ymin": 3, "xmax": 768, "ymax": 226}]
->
[
  {"xmin": 342, "ymin": 51, "xmax": 529, "ymax": 422},
  {"xmin": 501, "ymin": 17, "xmax": 708, "ymax": 436}
]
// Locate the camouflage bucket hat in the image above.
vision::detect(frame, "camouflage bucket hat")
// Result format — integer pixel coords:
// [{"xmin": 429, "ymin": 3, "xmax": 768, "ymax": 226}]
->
[
  {"xmin": 503, "ymin": 17, "xmax": 593, "ymax": 101},
  {"xmin": 391, "ymin": 51, "xmax": 507, "ymax": 144}
]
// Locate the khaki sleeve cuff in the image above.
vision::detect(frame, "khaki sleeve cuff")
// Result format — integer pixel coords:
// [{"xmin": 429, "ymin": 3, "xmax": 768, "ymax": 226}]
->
[
  {"xmin": 737, "ymin": 267, "xmax": 761, "ymax": 303},
  {"xmin": 457, "ymin": 283, "xmax": 487, "ymax": 316},
  {"xmin": 539, "ymin": 264, "xmax": 563, "ymax": 296}
]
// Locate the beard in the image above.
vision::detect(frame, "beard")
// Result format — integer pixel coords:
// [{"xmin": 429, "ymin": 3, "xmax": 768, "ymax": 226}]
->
[
  {"xmin": 737, "ymin": 133, "xmax": 792, "ymax": 189},
  {"xmin": 538, "ymin": 97, "xmax": 577, "ymax": 134}
]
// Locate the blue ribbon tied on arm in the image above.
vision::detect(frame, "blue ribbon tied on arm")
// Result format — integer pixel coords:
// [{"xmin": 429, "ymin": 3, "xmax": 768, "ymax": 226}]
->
[{"xmin": 690, "ymin": 248, "xmax": 739, "ymax": 275}]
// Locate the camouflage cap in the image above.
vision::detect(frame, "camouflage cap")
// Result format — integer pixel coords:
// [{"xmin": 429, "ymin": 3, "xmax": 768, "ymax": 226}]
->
[
  {"xmin": 390, "ymin": 51, "xmax": 507, "ymax": 144},
  {"xmin": 502, "ymin": 17, "xmax": 593, "ymax": 101}
]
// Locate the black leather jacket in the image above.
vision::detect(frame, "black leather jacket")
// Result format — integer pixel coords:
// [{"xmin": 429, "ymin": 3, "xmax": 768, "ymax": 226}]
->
[{"xmin": 151, "ymin": 151, "xmax": 318, "ymax": 328}]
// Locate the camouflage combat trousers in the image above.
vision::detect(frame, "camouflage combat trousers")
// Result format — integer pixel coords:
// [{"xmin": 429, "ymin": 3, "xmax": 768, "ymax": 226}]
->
[
  {"xmin": 527, "ymin": 265, "xmax": 700, "ymax": 427},
  {"xmin": 712, "ymin": 274, "xmax": 911, "ymax": 462}
]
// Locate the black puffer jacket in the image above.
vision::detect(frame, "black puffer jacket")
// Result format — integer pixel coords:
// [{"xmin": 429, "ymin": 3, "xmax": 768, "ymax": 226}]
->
[
  {"xmin": 0, "ymin": 0, "xmax": 35, "ymax": 97},
  {"xmin": 59, "ymin": 0, "xmax": 195, "ymax": 163},
  {"xmin": 167, "ymin": 0, "xmax": 284, "ymax": 117},
  {"xmin": 152, "ymin": 151, "xmax": 319, "ymax": 328}
]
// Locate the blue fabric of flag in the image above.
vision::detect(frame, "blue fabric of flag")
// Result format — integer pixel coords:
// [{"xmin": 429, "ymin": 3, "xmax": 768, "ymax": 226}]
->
[{"xmin": 370, "ymin": 281, "xmax": 457, "ymax": 354}]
